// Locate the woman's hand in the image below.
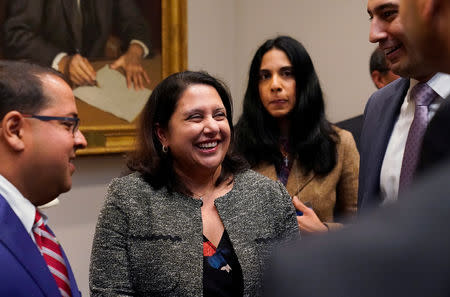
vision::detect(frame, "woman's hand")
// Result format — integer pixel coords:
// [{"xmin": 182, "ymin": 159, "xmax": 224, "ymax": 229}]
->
[{"xmin": 292, "ymin": 196, "xmax": 328, "ymax": 234}]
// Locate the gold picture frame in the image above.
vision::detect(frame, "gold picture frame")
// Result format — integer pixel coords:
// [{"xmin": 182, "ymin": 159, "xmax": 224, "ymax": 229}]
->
[{"xmin": 77, "ymin": 0, "xmax": 187, "ymax": 155}]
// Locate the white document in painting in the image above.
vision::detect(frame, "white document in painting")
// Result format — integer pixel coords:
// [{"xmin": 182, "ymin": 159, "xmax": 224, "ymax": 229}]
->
[{"xmin": 73, "ymin": 65, "xmax": 151, "ymax": 122}]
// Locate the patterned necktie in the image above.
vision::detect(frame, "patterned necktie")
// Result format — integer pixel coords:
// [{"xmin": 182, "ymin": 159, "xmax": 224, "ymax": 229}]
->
[
  {"xmin": 399, "ymin": 83, "xmax": 437, "ymax": 193},
  {"xmin": 33, "ymin": 210, "xmax": 72, "ymax": 297}
]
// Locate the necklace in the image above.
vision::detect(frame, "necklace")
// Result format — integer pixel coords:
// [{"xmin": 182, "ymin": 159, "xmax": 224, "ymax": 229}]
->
[
  {"xmin": 280, "ymin": 137, "xmax": 290, "ymax": 167},
  {"xmin": 281, "ymin": 150, "xmax": 289, "ymax": 167}
]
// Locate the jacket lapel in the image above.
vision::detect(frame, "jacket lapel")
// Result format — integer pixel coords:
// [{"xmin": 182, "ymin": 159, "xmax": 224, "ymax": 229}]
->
[
  {"xmin": 372, "ymin": 78, "xmax": 410, "ymax": 163},
  {"xmin": 254, "ymin": 160, "xmax": 316, "ymax": 197},
  {"xmin": 0, "ymin": 195, "xmax": 61, "ymax": 297},
  {"xmin": 287, "ymin": 159, "xmax": 315, "ymax": 197}
]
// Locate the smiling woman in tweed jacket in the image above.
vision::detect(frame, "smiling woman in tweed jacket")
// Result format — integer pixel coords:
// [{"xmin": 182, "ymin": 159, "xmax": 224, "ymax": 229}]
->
[{"xmin": 89, "ymin": 71, "xmax": 299, "ymax": 297}]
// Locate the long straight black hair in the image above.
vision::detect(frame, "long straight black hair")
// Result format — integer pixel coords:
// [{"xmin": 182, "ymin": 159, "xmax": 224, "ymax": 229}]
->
[{"xmin": 234, "ymin": 36, "xmax": 338, "ymax": 175}]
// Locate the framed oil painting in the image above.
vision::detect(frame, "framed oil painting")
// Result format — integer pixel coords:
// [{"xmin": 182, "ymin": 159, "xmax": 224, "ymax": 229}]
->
[{"xmin": 0, "ymin": 0, "xmax": 187, "ymax": 155}]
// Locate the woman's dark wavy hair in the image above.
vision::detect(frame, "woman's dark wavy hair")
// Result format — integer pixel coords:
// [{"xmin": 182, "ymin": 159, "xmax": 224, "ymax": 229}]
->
[
  {"xmin": 234, "ymin": 36, "xmax": 338, "ymax": 175},
  {"xmin": 128, "ymin": 71, "xmax": 248, "ymax": 194}
]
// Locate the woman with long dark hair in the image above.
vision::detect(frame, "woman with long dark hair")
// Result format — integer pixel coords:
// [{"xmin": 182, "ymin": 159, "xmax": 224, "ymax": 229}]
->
[{"xmin": 235, "ymin": 36, "xmax": 359, "ymax": 234}]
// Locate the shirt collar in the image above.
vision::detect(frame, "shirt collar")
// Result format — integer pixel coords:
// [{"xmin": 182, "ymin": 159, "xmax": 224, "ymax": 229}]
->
[
  {"xmin": 408, "ymin": 73, "xmax": 450, "ymax": 102},
  {"xmin": 0, "ymin": 174, "xmax": 40, "ymax": 237},
  {"xmin": 427, "ymin": 73, "xmax": 450, "ymax": 99}
]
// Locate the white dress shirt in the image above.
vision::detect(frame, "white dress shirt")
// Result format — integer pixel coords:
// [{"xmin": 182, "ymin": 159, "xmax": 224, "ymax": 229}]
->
[
  {"xmin": 380, "ymin": 73, "xmax": 450, "ymax": 205},
  {"xmin": 0, "ymin": 174, "xmax": 48, "ymax": 246}
]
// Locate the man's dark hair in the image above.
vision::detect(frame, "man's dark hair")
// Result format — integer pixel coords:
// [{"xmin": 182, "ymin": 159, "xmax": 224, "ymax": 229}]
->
[
  {"xmin": 0, "ymin": 60, "xmax": 67, "ymax": 120},
  {"xmin": 369, "ymin": 48, "xmax": 389, "ymax": 74}
]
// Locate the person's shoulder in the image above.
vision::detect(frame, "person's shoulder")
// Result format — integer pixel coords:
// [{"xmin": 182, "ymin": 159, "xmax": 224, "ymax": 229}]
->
[
  {"xmin": 233, "ymin": 170, "xmax": 293, "ymax": 213},
  {"xmin": 333, "ymin": 126, "xmax": 356, "ymax": 146},
  {"xmin": 333, "ymin": 125, "xmax": 351, "ymax": 138},
  {"xmin": 109, "ymin": 171, "xmax": 145, "ymax": 188},
  {"xmin": 235, "ymin": 169, "xmax": 278, "ymax": 187},
  {"xmin": 106, "ymin": 172, "xmax": 168, "ymax": 210},
  {"xmin": 363, "ymin": 77, "xmax": 409, "ymax": 119},
  {"xmin": 107, "ymin": 172, "xmax": 157, "ymax": 198},
  {"xmin": 234, "ymin": 169, "xmax": 288, "ymax": 198},
  {"xmin": 369, "ymin": 77, "xmax": 409, "ymax": 101}
]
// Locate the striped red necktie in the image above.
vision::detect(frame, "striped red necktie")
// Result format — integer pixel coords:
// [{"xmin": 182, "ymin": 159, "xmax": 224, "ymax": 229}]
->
[{"xmin": 33, "ymin": 210, "xmax": 72, "ymax": 297}]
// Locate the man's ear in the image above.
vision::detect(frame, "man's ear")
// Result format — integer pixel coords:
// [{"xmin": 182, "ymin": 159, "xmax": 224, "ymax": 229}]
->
[
  {"xmin": 371, "ymin": 70, "xmax": 384, "ymax": 89},
  {"xmin": 428, "ymin": 0, "xmax": 448, "ymax": 37},
  {"xmin": 154, "ymin": 123, "xmax": 168, "ymax": 147},
  {"xmin": 422, "ymin": 0, "xmax": 440, "ymax": 22},
  {"xmin": 1, "ymin": 111, "xmax": 26, "ymax": 151}
]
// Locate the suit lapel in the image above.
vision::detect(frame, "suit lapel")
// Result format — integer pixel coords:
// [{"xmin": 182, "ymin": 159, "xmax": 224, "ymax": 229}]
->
[
  {"xmin": 287, "ymin": 159, "xmax": 315, "ymax": 197},
  {"xmin": 0, "ymin": 195, "xmax": 61, "ymax": 297},
  {"xmin": 360, "ymin": 78, "xmax": 410, "ymax": 208},
  {"xmin": 371, "ymin": 78, "xmax": 410, "ymax": 172}
]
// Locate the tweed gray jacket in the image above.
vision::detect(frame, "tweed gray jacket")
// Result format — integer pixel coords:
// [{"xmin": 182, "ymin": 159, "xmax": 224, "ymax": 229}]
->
[{"xmin": 90, "ymin": 169, "xmax": 299, "ymax": 297}]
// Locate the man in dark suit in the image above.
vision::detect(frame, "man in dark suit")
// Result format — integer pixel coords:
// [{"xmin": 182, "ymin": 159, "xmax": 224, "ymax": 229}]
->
[
  {"xmin": 358, "ymin": 0, "xmax": 450, "ymax": 211},
  {"xmin": 1, "ymin": 0, "xmax": 151, "ymax": 90},
  {"xmin": 336, "ymin": 48, "xmax": 399, "ymax": 150},
  {"xmin": 0, "ymin": 60, "xmax": 87, "ymax": 296},
  {"xmin": 264, "ymin": 1, "xmax": 450, "ymax": 296},
  {"xmin": 400, "ymin": 0, "xmax": 450, "ymax": 173},
  {"xmin": 264, "ymin": 158, "xmax": 450, "ymax": 297}
]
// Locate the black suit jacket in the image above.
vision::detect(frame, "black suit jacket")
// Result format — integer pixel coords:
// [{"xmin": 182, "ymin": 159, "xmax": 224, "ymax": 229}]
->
[
  {"xmin": 335, "ymin": 114, "xmax": 363, "ymax": 151},
  {"xmin": 2, "ymin": 0, "xmax": 151, "ymax": 66},
  {"xmin": 358, "ymin": 78, "xmax": 409, "ymax": 211},
  {"xmin": 264, "ymin": 157, "xmax": 450, "ymax": 297}
]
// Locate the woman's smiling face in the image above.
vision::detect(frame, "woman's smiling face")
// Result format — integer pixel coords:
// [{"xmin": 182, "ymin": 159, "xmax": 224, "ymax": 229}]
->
[{"xmin": 156, "ymin": 84, "xmax": 231, "ymax": 175}]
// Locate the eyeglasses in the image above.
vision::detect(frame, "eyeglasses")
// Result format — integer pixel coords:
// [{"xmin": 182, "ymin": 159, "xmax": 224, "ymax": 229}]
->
[{"xmin": 22, "ymin": 114, "xmax": 80, "ymax": 135}]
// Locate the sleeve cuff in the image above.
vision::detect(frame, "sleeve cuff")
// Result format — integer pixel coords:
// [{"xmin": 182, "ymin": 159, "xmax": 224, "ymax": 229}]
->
[
  {"xmin": 52, "ymin": 52, "xmax": 68, "ymax": 71},
  {"xmin": 130, "ymin": 39, "xmax": 149, "ymax": 58}
]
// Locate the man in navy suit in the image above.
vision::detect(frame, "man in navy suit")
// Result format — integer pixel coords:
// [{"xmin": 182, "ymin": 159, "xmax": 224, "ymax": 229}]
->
[
  {"xmin": 0, "ymin": 61, "xmax": 87, "ymax": 296},
  {"xmin": 358, "ymin": 0, "xmax": 450, "ymax": 211},
  {"xmin": 264, "ymin": 3, "xmax": 450, "ymax": 295}
]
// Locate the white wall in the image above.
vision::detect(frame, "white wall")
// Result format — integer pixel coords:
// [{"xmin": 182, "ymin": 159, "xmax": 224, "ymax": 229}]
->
[
  {"xmin": 189, "ymin": 0, "xmax": 378, "ymax": 122},
  {"xmin": 42, "ymin": 155, "xmax": 128, "ymax": 296},
  {"xmin": 187, "ymin": 0, "xmax": 237, "ymax": 115},
  {"xmin": 45, "ymin": 1, "xmax": 378, "ymax": 296}
]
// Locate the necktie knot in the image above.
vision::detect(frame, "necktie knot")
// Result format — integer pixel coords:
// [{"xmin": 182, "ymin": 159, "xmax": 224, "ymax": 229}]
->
[
  {"xmin": 34, "ymin": 209, "xmax": 43, "ymax": 227},
  {"xmin": 410, "ymin": 83, "xmax": 437, "ymax": 106}
]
